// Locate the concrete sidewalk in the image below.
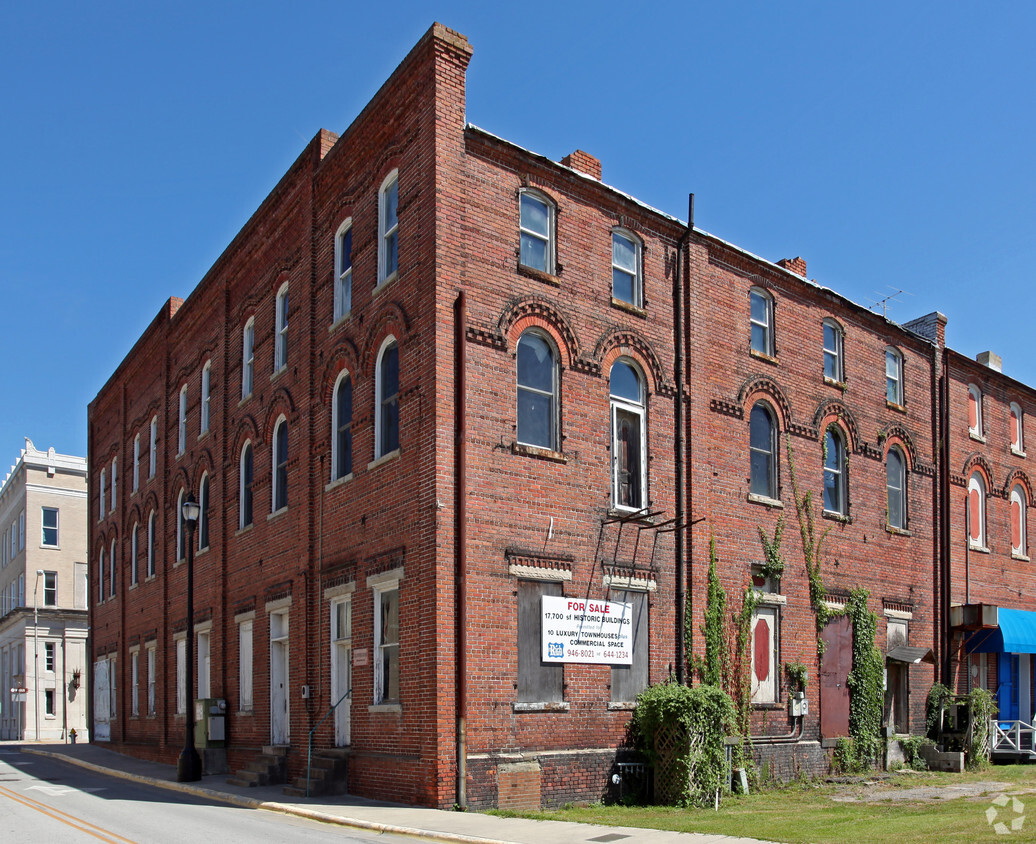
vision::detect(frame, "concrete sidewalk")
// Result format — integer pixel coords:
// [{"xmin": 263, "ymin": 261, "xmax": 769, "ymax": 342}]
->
[{"xmin": 17, "ymin": 742, "xmax": 774, "ymax": 844}]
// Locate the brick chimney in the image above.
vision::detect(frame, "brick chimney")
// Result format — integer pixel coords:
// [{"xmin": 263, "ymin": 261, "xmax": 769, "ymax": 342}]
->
[
  {"xmin": 777, "ymin": 257, "xmax": 807, "ymax": 277},
  {"xmin": 560, "ymin": 150, "xmax": 601, "ymax": 180}
]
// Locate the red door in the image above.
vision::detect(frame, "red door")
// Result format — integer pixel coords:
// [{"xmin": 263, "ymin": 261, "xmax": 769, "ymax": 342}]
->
[{"xmin": 820, "ymin": 615, "xmax": 851, "ymax": 738}]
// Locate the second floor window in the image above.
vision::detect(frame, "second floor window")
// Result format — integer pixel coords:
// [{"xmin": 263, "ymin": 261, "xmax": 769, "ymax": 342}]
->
[
  {"xmin": 886, "ymin": 348, "xmax": 904, "ymax": 405},
  {"xmin": 886, "ymin": 447, "xmax": 906, "ymax": 530},
  {"xmin": 749, "ymin": 403, "xmax": 777, "ymax": 500},
  {"xmin": 376, "ymin": 339, "xmax": 400, "ymax": 458},
  {"xmin": 242, "ymin": 318, "xmax": 255, "ymax": 398},
  {"xmin": 272, "ymin": 419, "xmax": 288, "ymax": 511},
  {"xmin": 41, "ymin": 507, "xmax": 59, "ymax": 547},
  {"xmin": 750, "ymin": 287, "xmax": 774, "ymax": 357},
  {"xmin": 516, "ymin": 331, "xmax": 558, "ymax": 450},
  {"xmin": 239, "ymin": 442, "xmax": 254, "ymax": 529},
  {"xmin": 1011, "ymin": 485, "xmax": 1027, "ymax": 557},
  {"xmin": 334, "ymin": 220, "xmax": 353, "ymax": 321},
  {"xmin": 149, "ymin": 417, "xmax": 157, "ymax": 478},
  {"xmin": 178, "ymin": 386, "xmax": 187, "ymax": 454},
  {"xmin": 519, "ymin": 190, "xmax": 553, "ymax": 274},
  {"xmin": 823, "ymin": 319, "xmax": 844, "ymax": 383},
  {"xmin": 610, "ymin": 359, "xmax": 646, "ymax": 511},
  {"xmin": 379, "ymin": 172, "xmax": 399, "ymax": 284},
  {"xmin": 823, "ymin": 427, "xmax": 847, "ymax": 516},
  {"xmin": 968, "ymin": 472, "xmax": 986, "ymax": 548},
  {"xmin": 201, "ymin": 361, "xmax": 211, "ymax": 435},
  {"xmin": 333, "ymin": 373, "xmax": 353, "ymax": 481}
]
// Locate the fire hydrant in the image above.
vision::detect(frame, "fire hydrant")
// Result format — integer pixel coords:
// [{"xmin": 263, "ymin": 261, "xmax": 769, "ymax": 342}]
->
[{"xmin": 69, "ymin": 729, "xmax": 77, "ymax": 745}]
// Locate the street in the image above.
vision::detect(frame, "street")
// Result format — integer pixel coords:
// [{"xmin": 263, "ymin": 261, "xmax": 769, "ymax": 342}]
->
[{"xmin": 0, "ymin": 746, "xmax": 413, "ymax": 843}]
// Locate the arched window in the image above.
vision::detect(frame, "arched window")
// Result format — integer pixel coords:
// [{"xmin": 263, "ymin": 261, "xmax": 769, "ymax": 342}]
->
[
  {"xmin": 334, "ymin": 218, "xmax": 353, "ymax": 321},
  {"xmin": 198, "ymin": 473, "xmax": 210, "ymax": 550},
  {"xmin": 111, "ymin": 457, "xmax": 117, "ymax": 510},
  {"xmin": 110, "ymin": 537, "xmax": 117, "ymax": 597},
  {"xmin": 178, "ymin": 384, "xmax": 188, "ymax": 454},
  {"xmin": 519, "ymin": 189, "xmax": 554, "ymax": 274},
  {"xmin": 201, "ymin": 360, "xmax": 212, "ymax": 435},
  {"xmin": 149, "ymin": 416, "xmax": 158, "ymax": 478},
  {"xmin": 822, "ymin": 319, "xmax": 844, "ymax": 383},
  {"xmin": 379, "ymin": 170, "xmax": 399, "ymax": 284},
  {"xmin": 130, "ymin": 521, "xmax": 139, "ymax": 586},
  {"xmin": 968, "ymin": 472, "xmax": 986, "ymax": 549},
  {"xmin": 375, "ymin": 338, "xmax": 400, "ymax": 458},
  {"xmin": 1011, "ymin": 402, "xmax": 1025, "ymax": 453},
  {"xmin": 242, "ymin": 317, "xmax": 255, "ymax": 399},
  {"xmin": 272, "ymin": 418, "xmax": 288, "ymax": 512},
  {"xmin": 1011, "ymin": 485, "xmax": 1027, "ymax": 557},
  {"xmin": 332, "ymin": 372, "xmax": 353, "ymax": 481},
  {"xmin": 275, "ymin": 282, "xmax": 290, "ymax": 371},
  {"xmin": 886, "ymin": 347, "xmax": 904, "ymax": 405},
  {"xmin": 99, "ymin": 469, "xmax": 106, "ymax": 519},
  {"xmin": 968, "ymin": 384, "xmax": 983, "ymax": 437},
  {"xmin": 147, "ymin": 511, "xmax": 156, "ymax": 577},
  {"xmin": 610, "ymin": 359, "xmax": 647, "ymax": 510},
  {"xmin": 516, "ymin": 331, "xmax": 558, "ymax": 450},
  {"xmin": 612, "ymin": 228, "xmax": 642, "ymax": 307},
  {"xmin": 823, "ymin": 427, "xmax": 847, "ymax": 515},
  {"xmin": 133, "ymin": 433, "xmax": 140, "ymax": 493},
  {"xmin": 886, "ymin": 447, "xmax": 906, "ymax": 530},
  {"xmin": 239, "ymin": 442, "xmax": 254, "ymax": 529},
  {"xmin": 749, "ymin": 287, "xmax": 774, "ymax": 357},
  {"xmin": 176, "ymin": 489, "xmax": 185, "ymax": 561},
  {"xmin": 98, "ymin": 543, "xmax": 106, "ymax": 603},
  {"xmin": 749, "ymin": 403, "xmax": 777, "ymax": 500}
]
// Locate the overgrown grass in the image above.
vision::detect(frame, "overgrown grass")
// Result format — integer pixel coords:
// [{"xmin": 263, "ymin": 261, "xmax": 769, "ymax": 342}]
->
[{"xmin": 488, "ymin": 765, "xmax": 1036, "ymax": 843}]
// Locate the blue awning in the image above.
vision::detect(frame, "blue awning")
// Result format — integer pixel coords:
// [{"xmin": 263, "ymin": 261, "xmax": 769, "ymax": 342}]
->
[{"xmin": 966, "ymin": 607, "xmax": 1036, "ymax": 654}]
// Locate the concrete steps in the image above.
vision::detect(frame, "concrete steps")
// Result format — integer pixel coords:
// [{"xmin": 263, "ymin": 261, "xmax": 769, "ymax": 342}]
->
[
  {"xmin": 282, "ymin": 747, "xmax": 349, "ymax": 798},
  {"xmin": 227, "ymin": 745, "xmax": 288, "ymax": 788}
]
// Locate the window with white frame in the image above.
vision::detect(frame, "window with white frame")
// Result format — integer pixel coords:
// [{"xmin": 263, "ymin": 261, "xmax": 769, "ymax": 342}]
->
[
  {"xmin": 238, "ymin": 619, "xmax": 254, "ymax": 710},
  {"xmin": 178, "ymin": 385, "xmax": 187, "ymax": 454},
  {"xmin": 886, "ymin": 446, "xmax": 907, "ymax": 530},
  {"xmin": 198, "ymin": 473, "xmax": 210, "ymax": 550},
  {"xmin": 130, "ymin": 522, "xmax": 138, "ymax": 585},
  {"xmin": 1011, "ymin": 485, "xmax": 1027, "ymax": 557},
  {"xmin": 518, "ymin": 189, "xmax": 553, "ymax": 274},
  {"xmin": 370, "ymin": 570, "xmax": 401, "ymax": 706},
  {"xmin": 146, "ymin": 643, "xmax": 157, "ymax": 716},
  {"xmin": 43, "ymin": 571, "xmax": 56, "ymax": 606},
  {"xmin": 110, "ymin": 537, "xmax": 116, "ymax": 597},
  {"xmin": 240, "ymin": 441, "xmax": 254, "ymax": 528},
  {"xmin": 378, "ymin": 171, "xmax": 399, "ymax": 285},
  {"xmin": 176, "ymin": 489, "xmax": 185, "ymax": 561},
  {"xmin": 18, "ymin": 510, "xmax": 23, "ymax": 550},
  {"xmin": 968, "ymin": 472, "xmax": 986, "ymax": 549},
  {"xmin": 133, "ymin": 434, "xmax": 140, "ymax": 492},
  {"xmin": 130, "ymin": 648, "xmax": 139, "ymax": 717},
  {"xmin": 1011, "ymin": 402, "xmax": 1025, "ymax": 454},
  {"xmin": 147, "ymin": 511, "xmax": 156, "ymax": 577},
  {"xmin": 749, "ymin": 402, "xmax": 778, "ymax": 500},
  {"xmin": 823, "ymin": 318, "xmax": 844, "ymax": 383},
  {"xmin": 332, "ymin": 372, "xmax": 353, "ymax": 481},
  {"xmin": 611, "ymin": 229, "xmax": 642, "ymax": 307},
  {"xmin": 242, "ymin": 317, "xmax": 255, "ymax": 398},
  {"xmin": 41, "ymin": 507, "xmax": 59, "ymax": 547},
  {"xmin": 111, "ymin": 458, "xmax": 117, "ymax": 510},
  {"xmin": 272, "ymin": 418, "xmax": 288, "ymax": 511},
  {"xmin": 375, "ymin": 338, "xmax": 400, "ymax": 458},
  {"xmin": 886, "ymin": 348, "xmax": 904, "ymax": 405},
  {"xmin": 99, "ymin": 469, "xmax": 106, "ymax": 519},
  {"xmin": 275, "ymin": 282, "xmax": 289, "ymax": 371},
  {"xmin": 197, "ymin": 628, "xmax": 211, "ymax": 699},
  {"xmin": 823, "ymin": 427, "xmax": 848, "ymax": 516},
  {"xmin": 750, "ymin": 287, "xmax": 774, "ymax": 357},
  {"xmin": 751, "ymin": 603, "xmax": 779, "ymax": 704},
  {"xmin": 334, "ymin": 219, "xmax": 353, "ymax": 321},
  {"xmin": 610, "ymin": 359, "xmax": 647, "ymax": 510},
  {"xmin": 516, "ymin": 331, "xmax": 558, "ymax": 450},
  {"xmin": 149, "ymin": 416, "xmax": 157, "ymax": 478},
  {"xmin": 98, "ymin": 543, "xmax": 106, "ymax": 603},
  {"xmin": 175, "ymin": 635, "xmax": 186, "ymax": 714},
  {"xmin": 201, "ymin": 360, "xmax": 211, "ymax": 435},
  {"xmin": 968, "ymin": 384, "xmax": 983, "ymax": 437},
  {"xmin": 45, "ymin": 641, "xmax": 55, "ymax": 672}
]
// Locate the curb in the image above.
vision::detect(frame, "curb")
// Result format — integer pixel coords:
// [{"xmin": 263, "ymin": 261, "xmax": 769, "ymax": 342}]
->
[{"xmin": 24, "ymin": 748, "xmax": 508, "ymax": 844}]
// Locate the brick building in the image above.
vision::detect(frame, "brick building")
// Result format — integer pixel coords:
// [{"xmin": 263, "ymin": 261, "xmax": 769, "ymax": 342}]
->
[{"xmin": 87, "ymin": 22, "xmax": 1032, "ymax": 807}]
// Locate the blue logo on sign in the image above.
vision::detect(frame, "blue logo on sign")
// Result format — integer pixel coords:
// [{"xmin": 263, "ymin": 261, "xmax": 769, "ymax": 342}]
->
[{"xmin": 547, "ymin": 642, "xmax": 564, "ymax": 659}]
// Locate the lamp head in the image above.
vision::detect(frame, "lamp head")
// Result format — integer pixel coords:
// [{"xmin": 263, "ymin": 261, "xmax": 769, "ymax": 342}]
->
[
  {"xmin": 182, "ymin": 494, "xmax": 201, "ymax": 525},
  {"xmin": 36, "ymin": 569, "xmax": 44, "ymax": 577}
]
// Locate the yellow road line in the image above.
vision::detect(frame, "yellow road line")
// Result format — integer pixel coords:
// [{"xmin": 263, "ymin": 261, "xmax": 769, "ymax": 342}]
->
[{"xmin": 0, "ymin": 783, "xmax": 137, "ymax": 844}]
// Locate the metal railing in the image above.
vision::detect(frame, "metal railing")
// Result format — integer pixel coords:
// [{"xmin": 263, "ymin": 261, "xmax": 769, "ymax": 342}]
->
[
  {"xmin": 990, "ymin": 719, "xmax": 1036, "ymax": 754},
  {"xmin": 307, "ymin": 689, "xmax": 351, "ymax": 797}
]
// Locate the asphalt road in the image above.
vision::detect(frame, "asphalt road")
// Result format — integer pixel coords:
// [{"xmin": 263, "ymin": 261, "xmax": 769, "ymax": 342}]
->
[{"xmin": 0, "ymin": 746, "xmax": 413, "ymax": 843}]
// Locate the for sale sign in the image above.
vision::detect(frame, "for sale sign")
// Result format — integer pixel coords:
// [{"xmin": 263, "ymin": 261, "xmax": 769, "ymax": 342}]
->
[{"xmin": 541, "ymin": 595, "xmax": 634, "ymax": 665}]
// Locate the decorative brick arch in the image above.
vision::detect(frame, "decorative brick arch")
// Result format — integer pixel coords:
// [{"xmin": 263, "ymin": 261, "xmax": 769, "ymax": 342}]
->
[
  {"xmin": 962, "ymin": 454, "xmax": 996, "ymax": 491},
  {"xmin": 738, "ymin": 375, "xmax": 793, "ymax": 431},
  {"xmin": 264, "ymin": 396, "xmax": 294, "ymax": 442},
  {"xmin": 362, "ymin": 302, "xmax": 411, "ymax": 372},
  {"xmin": 232, "ymin": 416, "xmax": 261, "ymax": 455},
  {"xmin": 191, "ymin": 448, "xmax": 215, "ymax": 488},
  {"xmin": 1005, "ymin": 469, "xmax": 1034, "ymax": 505},
  {"xmin": 594, "ymin": 328, "xmax": 674, "ymax": 397},
  {"xmin": 321, "ymin": 340, "xmax": 361, "ymax": 404},
  {"xmin": 499, "ymin": 297, "xmax": 579, "ymax": 369},
  {"xmin": 878, "ymin": 423, "xmax": 918, "ymax": 470},
  {"xmin": 168, "ymin": 466, "xmax": 193, "ymax": 502},
  {"xmin": 813, "ymin": 399, "xmax": 861, "ymax": 453}
]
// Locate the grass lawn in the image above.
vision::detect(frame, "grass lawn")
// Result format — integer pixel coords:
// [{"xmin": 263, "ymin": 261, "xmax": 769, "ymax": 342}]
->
[{"xmin": 488, "ymin": 765, "xmax": 1036, "ymax": 843}]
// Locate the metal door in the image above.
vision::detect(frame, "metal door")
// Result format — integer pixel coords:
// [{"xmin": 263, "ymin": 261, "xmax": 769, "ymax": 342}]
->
[{"xmin": 820, "ymin": 615, "xmax": 851, "ymax": 738}]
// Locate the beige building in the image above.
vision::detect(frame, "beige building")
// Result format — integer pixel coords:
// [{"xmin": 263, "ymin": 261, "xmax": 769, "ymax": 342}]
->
[{"xmin": 0, "ymin": 438, "xmax": 89, "ymax": 741}]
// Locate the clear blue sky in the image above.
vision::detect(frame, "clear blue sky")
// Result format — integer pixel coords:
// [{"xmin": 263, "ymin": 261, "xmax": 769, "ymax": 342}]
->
[{"xmin": 2, "ymin": 1, "xmax": 1034, "ymax": 460}]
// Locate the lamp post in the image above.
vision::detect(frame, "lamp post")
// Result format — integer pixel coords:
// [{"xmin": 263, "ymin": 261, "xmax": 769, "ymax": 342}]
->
[
  {"xmin": 33, "ymin": 569, "xmax": 43, "ymax": 741},
  {"xmin": 177, "ymin": 494, "xmax": 202, "ymax": 782}
]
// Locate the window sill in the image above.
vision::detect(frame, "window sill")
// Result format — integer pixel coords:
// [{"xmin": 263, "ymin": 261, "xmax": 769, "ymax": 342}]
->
[
  {"xmin": 197, "ymin": 430, "xmax": 210, "ymax": 443},
  {"xmin": 145, "ymin": 575, "xmax": 157, "ymax": 583},
  {"xmin": 267, "ymin": 506, "xmax": 288, "ymax": 522},
  {"xmin": 329, "ymin": 312, "xmax": 352, "ymax": 332},
  {"xmin": 822, "ymin": 510, "xmax": 851, "ymax": 524},
  {"xmin": 1012, "ymin": 552, "xmax": 1031, "ymax": 562},
  {"xmin": 368, "ymin": 703, "xmax": 402, "ymax": 714},
  {"xmin": 373, "ymin": 272, "xmax": 399, "ymax": 296},
  {"xmin": 513, "ymin": 701, "xmax": 569, "ymax": 713},
  {"xmin": 969, "ymin": 431, "xmax": 986, "ymax": 443},
  {"xmin": 1012, "ymin": 446, "xmax": 1027, "ymax": 458},
  {"xmin": 747, "ymin": 493, "xmax": 783, "ymax": 509},
  {"xmin": 752, "ymin": 701, "xmax": 783, "ymax": 710},
  {"xmin": 610, "ymin": 298, "xmax": 646, "ymax": 317},
  {"xmin": 235, "ymin": 523, "xmax": 254, "ymax": 537},
  {"xmin": 824, "ymin": 377, "xmax": 846, "ymax": 390},
  {"xmin": 271, "ymin": 366, "xmax": 287, "ymax": 383},
  {"xmin": 754, "ymin": 592, "xmax": 786, "ymax": 606},
  {"xmin": 607, "ymin": 507, "xmax": 654, "ymax": 523},
  {"xmin": 129, "ymin": 582, "xmax": 138, "ymax": 591},
  {"xmin": 968, "ymin": 543, "xmax": 990, "ymax": 554},
  {"xmin": 512, "ymin": 442, "xmax": 567, "ymax": 463},
  {"xmin": 326, "ymin": 473, "xmax": 355, "ymax": 492},
  {"xmin": 173, "ymin": 558, "xmax": 185, "ymax": 569},
  {"xmin": 238, "ymin": 393, "xmax": 253, "ymax": 408},
  {"xmin": 236, "ymin": 709, "xmax": 254, "ymax": 717},
  {"xmin": 607, "ymin": 701, "xmax": 638, "ymax": 711},
  {"xmin": 367, "ymin": 448, "xmax": 401, "ymax": 472},
  {"xmin": 885, "ymin": 525, "xmax": 912, "ymax": 537},
  {"xmin": 197, "ymin": 546, "xmax": 210, "ymax": 558},
  {"xmin": 886, "ymin": 401, "xmax": 907, "ymax": 414},
  {"xmin": 517, "ymin": 263, "xmax": 560, "ymax": 287},
  {"xmin": 749, "ymin": 349, "xmax": 778, "ymax": 366},
  {"xmin": 40, "ymin": 544, "xmax": 60, "ymax": 550}
]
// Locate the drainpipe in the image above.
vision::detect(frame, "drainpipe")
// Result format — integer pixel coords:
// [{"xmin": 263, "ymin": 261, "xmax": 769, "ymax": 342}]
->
[
  {"xmin": 939, "ymin": 351, "xmax": 952, "ymax": 685},
  {"xmin": 673, "ymin": 195, "xmax": 693, "ymax": 683},
  {"xmin": 454, "ymin": 292, "xmax": 468, "ymax": 808}
]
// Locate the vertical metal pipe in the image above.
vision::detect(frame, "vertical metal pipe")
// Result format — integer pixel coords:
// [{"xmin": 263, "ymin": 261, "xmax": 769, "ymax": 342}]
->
[{"xmin": 455, "ymin": 291, "xmax": 468, "ymax": 808}]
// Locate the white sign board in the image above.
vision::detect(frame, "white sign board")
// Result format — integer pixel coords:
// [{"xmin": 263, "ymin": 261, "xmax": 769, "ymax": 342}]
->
[{"xmin": 541, "ymin": 596, "xmax": 634, "ymax": 665}]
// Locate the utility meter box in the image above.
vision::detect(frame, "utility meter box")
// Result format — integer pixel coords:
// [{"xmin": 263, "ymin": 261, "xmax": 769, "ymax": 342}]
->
[
  {"xmin": 789, "ymin": 691, "xmax": 808, "ymax": 717},
  {"xmin": 194, "ymin": 698, "xmax": 227, "ymax": 747}
]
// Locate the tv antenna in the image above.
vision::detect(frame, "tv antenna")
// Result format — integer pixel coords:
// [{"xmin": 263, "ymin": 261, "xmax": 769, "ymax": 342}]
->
[{"xmin": 869, "ymin": 287, "xmax": 913, "ymax": 319}]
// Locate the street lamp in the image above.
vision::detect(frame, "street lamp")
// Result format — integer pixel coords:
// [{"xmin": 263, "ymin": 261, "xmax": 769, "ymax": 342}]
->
[
  {"xmin": 33, "ymin": 569, "xmax": 43, "ymax": 742},
  {"xmin": 177, "ymin": 494, "xmax": 202, "ymax": 782}
]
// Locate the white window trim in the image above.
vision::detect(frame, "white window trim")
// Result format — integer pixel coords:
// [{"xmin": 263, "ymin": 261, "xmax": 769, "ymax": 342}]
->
[
  {"xmin": 331, "ymin": 370, "xmax": 354, "ymax": 483},
  {"xmin": 176, "ymin": 489, "xmax": 185, "ymax": 562},
  {"xmin": 242, "ymin": 317, "xmax": 255, "ymax": 399},
  {"xmin": 886, "ymin": 348, "xmax": 904, "ymax": 406},
  {"xmin": 367, "ymin": 567, "xmax": 403, "ymax": 709},
  {"xmin": 147, "ymin": 511, "xmax": 156, "ymax": 578},
  {"xmin": 823, "ymin": 428, "xmax": 848, "ymax": 516},
  {"xmin": 518, "ymin": 188, "xmax": 555, "ymax": 274},
  {"xmin": 41, "ymin": 506, "xmax": 59, "ymax": 548},
  {"xmin": 1011, "ymin": 402, "xmax": 1025, "ymax": 454},
  {"xmin": 968, "ymin": 473, "xmax": 987, "ymax": 550},
  {"xmin": 374, "ymin": 336, "xmax": 400, "ymax": 460},
  {"xmin": 149, "ymin": 416, "xmax": 158, "ymax": 478},
  {"xmin": 239, "ymin": 440, "xmax": 254, "ymax": 529},
  {"xmin": 275, "ymin": 282, "xmax": 289, "ymax": 373},
  {"xmin": 515, "ymin": 330, "xmax": 559, "ymax": 451},
  {"xmin": 200, "ymin": 360, "xmax": 211, "ymax": 435},
  {"xmin": 130, "ymin": 521, "xmax": 139, "ymax": 586},
  {"xmin": 99, "ymin": 469, "xmax": 106, "ymax": 520},
  {"xmin": 174, "ymin": 634, "xmax": 186, "ymax": 715},
  {"xmin": 111, "ymin": 457, "xmax": 117, "ymax": 511},
  {"xmin": 271, "ymin": 416, "xmax": 288, "ymax": 513},
  {"xmin": 1011, "ymin": 485, "xmax": 1027, "ymax": 558},
  {"xmin": 129, "ymin": 646, "xmax": 140, "ymax": 717},
  {"xmin": 146, "ymin": 642, "xmax": 157, "ymax": 716},
  {"xmin": 334, "ymin": 218, "xmax": 353, "ymax": 323},
  {"xmin": 377, "ymin": 170, "xmax": 400, "ymax": 287},
  {"xmin": 133, "ymin": 433, "xmax": 140, "ymax": 493},
  {"xmin": 178, "ymin": 385, "xmax": 188, "ymax": 455},
  {"xmin": 968, "ymin": 384, "xmax": 983, "ymax": 438},
  {"xmin": 749, "ymin": 287, "xmax": 774, "ymax": 357},
  {"xmin": 610, "ymin": 359, "xmax": 648, "ymax": 512},
  {"xmin": 611, "ymin": 228, "xmax": 642, "ymax": 307},
  {"xmin": 822, "ymin": 318, "xmax": 844, "ymax": 384}
]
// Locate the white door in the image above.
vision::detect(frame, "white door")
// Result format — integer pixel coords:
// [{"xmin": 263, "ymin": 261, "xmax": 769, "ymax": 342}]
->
[
  {"xmin": 270, "ymin": 612, "xmax": 289, "ymax": 745},
  {"xmin": 331, "ymin": 599, "xmax": 351, "ymax": 746},
  {"xmin": 93, "ymin": 658, "xmax": 111, "ymax": 741}
]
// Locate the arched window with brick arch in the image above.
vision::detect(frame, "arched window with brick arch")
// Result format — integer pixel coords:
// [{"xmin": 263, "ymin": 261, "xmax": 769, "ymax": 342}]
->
[
  {"xmin": 610, "ymin": 358, "xmax": 646, "ymax": 511},
  {"xmin": 968, "ymin": 472, "xmax": 987, "ymax": 549},
  {"xmin": 1011, "ymin": 485, "xmax": 1027, "ymax": 558},
  {"xmin": 272, "ymin": 416, "xmax": 288, "ymax": 512},
  {"xmin": 1010, "ymin": 402, "xmax": 1025, "ymax": 454},
  {"xmin": 332, "ymin": 371, "xmax": 353, "ymax": 481},
  {"xmin": 239, "ymin": 442, "xmax": 254, "ymax": 529},
  {"xmin": 375, "ymin": 337, "xmax": 400, "ymax": 458},
  {"xmin": 968, "ymin": 384, "xmax": 983, "ymax": 438},
  {"xmin": 749, "ymin": 402, "xmax": 778, "ymax": 500},
  {"xmin": 823, "ymin": 426, "xmax": 847, "ymax": 516},
  {"xmin": 516, "ymin": 330, "xmax": 558, "ymax": 450},
  {"xmin": 886, "ymin": 446, "xmax": 907, "ymax": 530}
]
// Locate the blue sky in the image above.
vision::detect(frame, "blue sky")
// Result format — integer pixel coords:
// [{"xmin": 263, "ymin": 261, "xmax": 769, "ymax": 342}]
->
[{"xmin": 2, "ymin": 1, "xmax": 1034, "ymax": 460}]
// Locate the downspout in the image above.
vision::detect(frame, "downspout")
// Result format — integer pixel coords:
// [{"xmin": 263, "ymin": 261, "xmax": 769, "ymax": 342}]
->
[
  {"xmin": 454, "ymin": 292, "xmax": 468, "ymax": 808},
  {"xmin": 673, "ymin": 196, "xmax": 693, "ymax": 683},
  {"xmin": 939, "ymin": 349, "xmax": 952, "ymax": 685}
]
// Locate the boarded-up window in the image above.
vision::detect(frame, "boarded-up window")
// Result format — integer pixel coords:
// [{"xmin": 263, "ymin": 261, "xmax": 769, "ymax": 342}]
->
[
  {"xmin": 518, "ymin": 580, "xmax": 563, "ymax": 703},
  {"xmin": 239, "ymin": 621, "xmax": 253, "ymax": 710},
  {"xmin": 611, "ymin": 591, "xmax": 649, "ymax": 703},
  {"xmin": 751, "ymin": 605, "xmax": 778, "ymax": 704},
  {"xmin": 175, "ymin": 637, "xmax": 186, "ymax": 715}
]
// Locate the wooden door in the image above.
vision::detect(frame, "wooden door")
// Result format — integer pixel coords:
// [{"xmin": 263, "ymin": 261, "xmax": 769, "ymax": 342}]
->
[{"xmin": 820, "ymin": 615, "xmax": 851, "ymax": 738}]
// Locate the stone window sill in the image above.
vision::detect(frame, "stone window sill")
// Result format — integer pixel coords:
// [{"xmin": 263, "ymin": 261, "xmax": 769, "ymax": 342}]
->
[
  {"xmin": 750, "ymin": 349, "xmax": 778, "ymax": 366},
  {"xmin": 512, "ymin": 442, "xmax": 567, "ymax": 463},
  {"xmin": 517, "ymin": 263, "xmax": 560, "ymax": 286},
  {"xmin": 748, "ymin": 492, "xmax": 783, "ymax": 509},
  {"xmin": 367, "ymin": 448, "xmax": 401, "ymax": 472},
  {"xmin": 513, "ymin": 701, "xmax": 569, "ymax": 713}
]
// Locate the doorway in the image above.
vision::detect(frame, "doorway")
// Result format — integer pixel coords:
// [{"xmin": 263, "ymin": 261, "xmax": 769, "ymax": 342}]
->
[{"xmin": 270, "ymin": 612, "xmax": 289, "ymax": 745}]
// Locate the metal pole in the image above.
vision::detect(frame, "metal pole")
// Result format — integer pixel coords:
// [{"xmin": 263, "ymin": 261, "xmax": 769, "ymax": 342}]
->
[{"xmin": 177, "ymin": 496, "xmax": 201, "ymax": 781}]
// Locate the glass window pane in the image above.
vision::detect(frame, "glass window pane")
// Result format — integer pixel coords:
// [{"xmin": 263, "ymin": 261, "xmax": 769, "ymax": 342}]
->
[
  {"xmin": 610, "ymin": 361, "xmax": 641, "ymax": 402},
  {"xmin": 517, "ymin": 334, "xmax": 553, "ymax": 393},
  {"xmin": 612, "ymin": 233, "xmax": 636, "ymax": 272},
  {"xmin": 520, "ymin": 232, "xmax": 547, "ymax": 271},
  {"xmin": 339, "ymin": 228, "xmax": 352, "ymax": 274},
  {"xmin": 750, "ymin": 291, "xmax": 768, "ymax": 325},
  {"xmin": 518, "ymin": 391, "xmax": 553, "ymax": 448},
  {"xmin": 384, "ymin": 179, "xmax": 398, "ymax": 230},
  {"xmin": 520, "ymin": 194, "xmax": 548, "ymax": 236},
  {"xmin": 615, "ymin": 407, "xmax": 642, "ymax": 507}
]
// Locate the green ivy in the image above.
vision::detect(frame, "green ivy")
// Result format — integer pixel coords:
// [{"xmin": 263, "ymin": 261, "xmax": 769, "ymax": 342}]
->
[
  {"xmin": 844, "ymin": 588, "xmax": 885, "ymax": 770},
  {"xmin": 966, "ymin": 688, "xmax": 997, "ymax": 770},
  {"xmin": 925, "ymin": 683, "xmax": 953, "ymax": 738},
  {"xmin": 696, "ymin": 536, "xmax": 728, "ymax": 688},
  {"xmin": 758, "ymin": 516, "xmax": 786, "ymax": 580},
  {"xmin": 899, "ymin": 735, "xmax": 935, "ymax": 771},
  {"xmin": 785, "ymin": 660, "xmax": 809, "ymax": 691}
]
